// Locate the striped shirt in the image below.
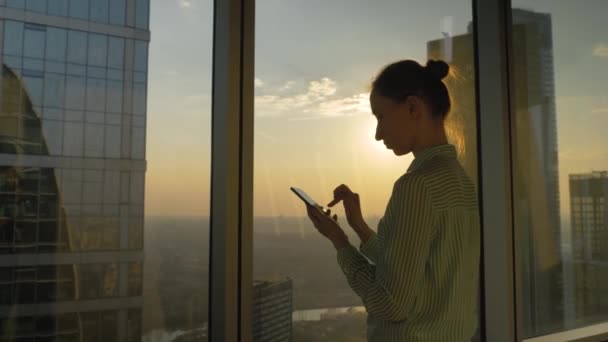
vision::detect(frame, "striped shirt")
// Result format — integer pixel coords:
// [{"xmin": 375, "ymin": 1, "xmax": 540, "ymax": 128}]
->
[{"xmin": 337, "ymin": 144, "xmax": 480, "ymax": 342}]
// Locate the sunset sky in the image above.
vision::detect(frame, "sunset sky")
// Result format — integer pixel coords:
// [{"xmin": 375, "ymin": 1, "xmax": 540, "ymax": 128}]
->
[{"xmin": 144, "ymin": 0, "xmax": 608, "ymax": 221}]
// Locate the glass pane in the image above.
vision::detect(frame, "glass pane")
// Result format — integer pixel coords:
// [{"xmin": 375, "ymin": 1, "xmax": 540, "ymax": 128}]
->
[
  {"xmin": 134, "ymin": 40, "xmax": 148, "ymax": 72},
  {"xmin": 69, "ymin": 0, "xmax": 89, "ymax": 20},
  {"xmin": 109, "ymin": 0, "xmax": 126, "ymax": 26},
  {"xmin": 510, "ymin": 1, "xmax": 608, "ymax": 337},
  {"xmin": 135, "ymin": 0, "xmax": 149, "ymax": 29},
  {"xmin": 106, "ymin": 80, "xmax": 123, "ymax": 113},
  {"xmin": 108, "ymin": 37, "xmax": 124, "ymax": 69},
  {"xmin": 254, "ymin": 2, "xmax": 479, "ymax": 341},
  {"xmin": 5, "ymin": 21, "xmax": 24, "ymax": 56},
  {"xmin": 0, "ymin": 1, "xmax": 207, "ymax": 341},
  {"xmin": 65, "ymin": 76, "xmax": 86, "ymax": 109},
  {"xmin": 23, "ymin": 24, "xmax": 46, "ymax": 59},
  {"xmin": 88, "ymin": 34, "xmax": 107, "ymax": 67},
  {"xmin": 67, "ymin": 30, "xmax": 87, "ymax": 64},
  {"xmin": 48, "ymin": 0, "xmax": 69, "ymax": 17},
  {"xmin": 86, "ymin": 78, "xmax": 106, "ymax": 112},
  {"xmin": 25, "ymin": 0, "xmax": 46, "ymax": 13},
  {"xmin": 45, "ymin": 28, "xmax": 67, "ymax": 62},
  {"xmin": 90, "ymin": 0, "xmax": 109, "ymax": 24},
  {"xmin": 140, "ymin": 1, "xmax": 211, "ymax": 340},
  {"xmin": 6, "ymin": 0, "xmax": 25, "ymax": 9},
  {"xmin": 43, "ymin": 73, "xmax": 66, "ymax": 108}
]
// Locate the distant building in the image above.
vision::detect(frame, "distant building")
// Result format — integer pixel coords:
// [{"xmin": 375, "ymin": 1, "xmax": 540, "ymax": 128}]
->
[
  {"xmin": 569, "ymin": 172, "xmax": 608, "ymax": 324},
  {"xmin": 428, "ymin": 8, "xmax": 563, "ymax": 336},
  {"xmin": 253, "ymin": 278, "xmax": 293, "ymax": 342}
]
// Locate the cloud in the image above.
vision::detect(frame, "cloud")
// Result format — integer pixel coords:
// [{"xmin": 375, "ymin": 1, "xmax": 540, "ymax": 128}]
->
[
  {"xmin": 278, "ymin": 81, "xmax": 296, "ymax": 92},
  {"xmin": 177, "ymin": 0, "xmax": 192, "ymax": 8},
  {"xmin": 255, "ymin": 77, "xmax": 369, "ymax": 119},
  {"xmin": 254, "ymin": 78, "xmax": 264, "ymax": 88},
  {"xmin": 593, "ymin": 44, "xmax": 608, "ymax": 58}
]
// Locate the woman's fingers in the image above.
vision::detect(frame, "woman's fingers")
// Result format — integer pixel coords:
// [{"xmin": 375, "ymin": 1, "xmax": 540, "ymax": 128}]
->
[{"xmin": 328, "ymin": 184, "xmax": 356, "ymax": 207}]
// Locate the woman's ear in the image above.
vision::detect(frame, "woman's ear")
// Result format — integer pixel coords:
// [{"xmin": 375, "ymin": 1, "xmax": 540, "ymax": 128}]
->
[{"xmin": 406, "ymin": 96, "xmax": 422, "ymax": 119}]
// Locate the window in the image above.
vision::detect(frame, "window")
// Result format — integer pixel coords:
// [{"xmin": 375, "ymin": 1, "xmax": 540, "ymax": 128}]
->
[
  {"xmin": 253, "ymin": 1, "xmax": 478, "ymax": 340},
  {"xmin": 45, "ymin": 28, "xmax": 67, "ymax": 62},
  {"xmin": 510, "ymin": 1, "xmax": 608, "ymax": 338}
]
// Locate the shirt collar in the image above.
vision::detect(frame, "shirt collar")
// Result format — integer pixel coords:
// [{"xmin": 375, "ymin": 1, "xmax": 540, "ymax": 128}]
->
[{"xmin": 407, "ymin": 144, "xmax": 457, "ymax": 173}]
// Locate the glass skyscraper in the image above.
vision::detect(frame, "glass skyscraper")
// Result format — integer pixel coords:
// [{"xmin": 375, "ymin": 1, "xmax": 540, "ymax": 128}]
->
[
  {"xmin": 569, "ymin": 172, "xmax": 608, "ymax": 325},
  {"xmin": 0, "ymin": 1, "xmax": 149, "ymax": 340}
]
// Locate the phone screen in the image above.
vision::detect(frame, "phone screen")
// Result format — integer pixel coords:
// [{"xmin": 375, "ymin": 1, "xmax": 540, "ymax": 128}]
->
[{"xmin": 290, "ymin": 187, "xmax": 328, "ymax": 213}]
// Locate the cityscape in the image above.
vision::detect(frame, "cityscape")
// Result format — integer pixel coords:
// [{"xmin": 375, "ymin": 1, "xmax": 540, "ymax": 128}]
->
[{"xmin": 1, "ymin": 1, "xmax": 607, "ymax": 342}]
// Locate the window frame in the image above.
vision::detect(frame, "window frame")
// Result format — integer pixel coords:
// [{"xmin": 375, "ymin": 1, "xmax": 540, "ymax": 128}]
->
[{"xmin": 209, "ymin": 0, "xmax": 608, "ymax": 341}]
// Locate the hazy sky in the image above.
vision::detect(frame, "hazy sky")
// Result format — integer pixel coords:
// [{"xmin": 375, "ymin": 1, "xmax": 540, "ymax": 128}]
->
[{"xmin": 144, "ymin": 0, "xmax": 608, "ymax": 220}]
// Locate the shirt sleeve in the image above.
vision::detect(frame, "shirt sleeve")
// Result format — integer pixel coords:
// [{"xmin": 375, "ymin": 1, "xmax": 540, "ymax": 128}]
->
[
  {"xmin": 359, "ymin": 230, "xmax": 379, "ymax": 264},
  {"xmin": 336, "ymin": 175, "xmax": 434, "ymax": 322}
]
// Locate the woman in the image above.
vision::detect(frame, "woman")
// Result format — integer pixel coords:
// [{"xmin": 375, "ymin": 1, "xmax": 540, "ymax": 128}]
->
[{"xmin": 306, "ymin": 60, "xmax": 480, "ymax": 341}]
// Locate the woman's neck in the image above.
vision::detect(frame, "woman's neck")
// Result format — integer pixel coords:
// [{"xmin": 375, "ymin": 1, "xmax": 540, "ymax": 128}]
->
[{"xmin": 412, "ymin": 126, "xmax": 448, "ymax": 157}]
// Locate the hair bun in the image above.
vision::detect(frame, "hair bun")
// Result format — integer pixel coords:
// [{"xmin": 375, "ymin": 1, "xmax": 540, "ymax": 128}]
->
[{"xmin": 425, "ymin": 60, "xmax": 450, "ymax": 80}]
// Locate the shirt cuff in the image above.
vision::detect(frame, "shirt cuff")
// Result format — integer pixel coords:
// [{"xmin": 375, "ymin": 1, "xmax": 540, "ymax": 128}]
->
[
  {"xmin": 359, "ymin": 232, "xmax": 378, "ymax": 259},
  {"xmin": 337, "ymin": 243, "xmax": 367, "ymax": 277}
]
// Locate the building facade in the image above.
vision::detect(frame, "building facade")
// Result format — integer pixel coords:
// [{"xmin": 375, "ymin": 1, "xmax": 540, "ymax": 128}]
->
[
  {"xmin": 0, "ymin": 1, "xmax": 149, "ymax": 341},
  {"xmin": 253, "ymin": 278, "xmax": 293, "ymax": 342},
  {"xmin": 569, "ymin": 172, "xmax": 608, "ymax": 325}
]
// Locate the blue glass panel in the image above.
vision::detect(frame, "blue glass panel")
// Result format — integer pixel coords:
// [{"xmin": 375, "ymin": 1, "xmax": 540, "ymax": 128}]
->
[
  {"xmin": 90, "ymin": 0, "xmax": 109, "ymax": 24},
  {"xmin": 69, "ymin": 0, "xmax": 89, "ymax": 20},
  {"xmin": 6, "ymin": 0, "xmax": 25, "ymax": 9},
  {"xmin": 135, "ymin": 0, "xmax": 149, "ymax": 29},
  {"xmin": 65, "ymin": 76, "xmax": 86, "ymax": 110},
  {"xmin": 4, "ymin": 21, "xmax": 24, "ymax": 56},
  {"xmin": 86, "ymin": 78, "xmax": 106, "ymax": 112},
  {"xmin": 106, "ymin": 80, "xmax": 123, "ymax": 113},
  {"xmin": 25, "ymin": 0, "xmax": 46, "ymax": 12},
  {"xmin": 23, "ymin": 24, "xmax": 46, "ymax": 59},
  {"xmin": 88, "ymin": 34, "xmax": 107, "ymax": 67},
  {"xmin": 109, "ymin": 0, "xmax": 126, "ymax": 26},
  {"xmin": 45, "ymin": 28, "xmax": 67, "ymax": 61},
  {"xmin": 133, "ymin": 41, "xmax": 148, "ymax": 72},
  {"xmin": 22, "ymin": 72, "xmax": 44, "ymax": 108},
  {"xmin": 45, "ymin": 61, "xmax": 66, "ymax": 74},
  {"xmin": 23, "ymin": 58, "xmax": 44, "ymax": 71},
  {"xmin": 107, "ymin": 69, "xmax": 123, "ymax": 81},
  {"xmin": 44, "ymin": 73, "xmax": 66, "ymax": 108},
  {"xmin": 107, "ymin": 37, "xmax": 124, "ymax": 69},
  {"xmin": 132, "ymin": 83, "xmax": 146, "ymax": 115},
  {"xmin": 67, "ymin": 63, "xmax": 86, "ymax": 76},
  {"xmin": 48, "ymin": 0, "xmax": 69, "ymax": 16},
  {"xmin": 67, "ymin": 30, "xmax": 87, "ymax": 64}
]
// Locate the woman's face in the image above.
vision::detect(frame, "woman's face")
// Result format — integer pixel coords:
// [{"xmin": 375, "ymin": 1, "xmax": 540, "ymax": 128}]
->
[{"xmin": 370, "ymin": 91, "xmax": 419, "ymax": 156}]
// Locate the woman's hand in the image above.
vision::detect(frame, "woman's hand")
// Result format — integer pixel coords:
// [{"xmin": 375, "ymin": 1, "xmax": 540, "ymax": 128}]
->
[
  {"xmin": 327, "ymin": 184, "xmax": 365, "ymax": 230},
  {"xmin": 306, "ymin": 205, "xmax": 349, "ymax": 249}
]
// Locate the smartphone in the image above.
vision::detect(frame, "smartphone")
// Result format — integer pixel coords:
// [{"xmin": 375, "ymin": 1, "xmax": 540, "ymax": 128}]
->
[{"xmin": 290, "ymin": 187, "xmax": 329, "ymax": 214}]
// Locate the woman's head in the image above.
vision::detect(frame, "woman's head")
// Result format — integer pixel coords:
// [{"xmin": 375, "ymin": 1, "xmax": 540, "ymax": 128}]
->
[{"xmin": 370, "ymin": 59, "xmax": 451, "ymax": 156}]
